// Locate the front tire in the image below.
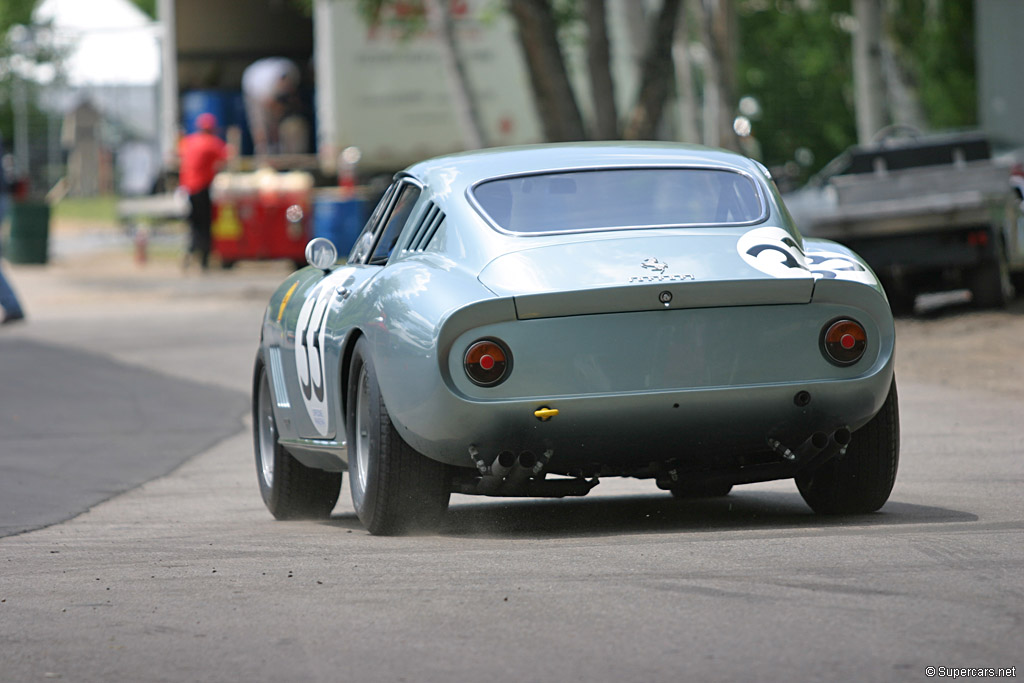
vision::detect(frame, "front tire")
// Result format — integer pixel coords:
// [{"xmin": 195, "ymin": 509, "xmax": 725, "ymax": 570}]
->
[
  {"xmin": 253, "ymin": 357, "xmax": 341, "ymax": 519},
  {"xmin": 347, "ymin": 338, "xmax": 451, "ymax": 535},
  {"xmin": 796, "ymin": 379, "xmax": 900, "ymax": 514}
]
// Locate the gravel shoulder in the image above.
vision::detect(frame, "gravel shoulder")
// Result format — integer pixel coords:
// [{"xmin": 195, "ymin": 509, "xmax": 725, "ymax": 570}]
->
[{"xmin": 894, "ymin": 297, "xmax": 1024, "ymax": 401}]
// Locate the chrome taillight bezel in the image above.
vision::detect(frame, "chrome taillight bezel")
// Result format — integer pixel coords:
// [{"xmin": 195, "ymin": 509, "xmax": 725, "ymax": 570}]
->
[
  {"xmin": 464, "ymin": 338, "xmax": 512, "ymax": 387},
  {"xmin": 821, "ymin": 318, "xmax": 867, "ymax": 366}
]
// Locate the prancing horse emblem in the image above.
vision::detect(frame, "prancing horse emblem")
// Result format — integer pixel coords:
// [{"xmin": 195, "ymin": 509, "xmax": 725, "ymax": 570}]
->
[{"xmin": 641, "ymin": 257, "xmax": 669, "ymax": 274}]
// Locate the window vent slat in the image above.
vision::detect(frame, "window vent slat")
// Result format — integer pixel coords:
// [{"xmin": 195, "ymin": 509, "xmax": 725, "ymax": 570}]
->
[
  {"xmin": 419, "ymin": 210, "xmax": 445, "ymax": 250},
  {"xmin": 411, "ymin": 204, "xmax": 439, "ymax": 251},
  {"xmin": 404, "ymin": 203, "xmax": 444, "ymax": 252}
]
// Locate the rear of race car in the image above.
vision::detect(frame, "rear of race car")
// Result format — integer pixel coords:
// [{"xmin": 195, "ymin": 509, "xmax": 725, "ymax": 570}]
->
[
  {"xmin": 379, "ymin": 158, "xmax": 895, "ymax": 500},
  {"xmin": 398, "ymin": 228, "xmax": 894, "ymax": 496}
]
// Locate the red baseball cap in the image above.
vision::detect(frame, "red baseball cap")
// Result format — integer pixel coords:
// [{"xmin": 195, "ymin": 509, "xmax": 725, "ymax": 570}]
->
[{"xmin": 196, "ymin": 112, "xmax": 218, "ymax": 131}]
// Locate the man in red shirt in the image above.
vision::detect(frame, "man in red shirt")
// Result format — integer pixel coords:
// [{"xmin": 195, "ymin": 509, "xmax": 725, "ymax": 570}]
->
[{"xmin": 179, "ymin": 112, "xmax": 229, "ymax": 270}]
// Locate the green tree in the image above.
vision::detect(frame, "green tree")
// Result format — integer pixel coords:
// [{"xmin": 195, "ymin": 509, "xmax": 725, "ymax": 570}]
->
[
  {"xmin": 888, "ymin": 0, "xmax": 975, "ymax": 130},
  {"xmin": 0, "ymin": 0, "xmax": 37, "ymax": 37},
  {"xmin": 1, "ymin": 0, "xmax": 66, "ymax": 192},
  {"xmin": 736, "ymin": 0, "xmax": 977, "ymax": 182},
  {"xmin": 1, "ymin": 0, "xmax": 42, "ymax": 147},
  {"xmin": 127, "ymin": 0, "xmax": 157, "ymax": 18},
  {"xmin": 737, "ymin": 0, "xmax": 857, "ymax": 180}
]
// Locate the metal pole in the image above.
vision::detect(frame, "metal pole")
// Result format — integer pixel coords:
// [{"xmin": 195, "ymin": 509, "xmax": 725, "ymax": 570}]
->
[
  {"xmin": 48, "ymin": 110, "xmax": 60, "ymax": 190},
  {"xmin": 157, "ymin": 0, "xmax": 178, "ymax": 171},
  {"xmin": 13, "ymin": 76, "xmax": 30, "ymax": 180}
]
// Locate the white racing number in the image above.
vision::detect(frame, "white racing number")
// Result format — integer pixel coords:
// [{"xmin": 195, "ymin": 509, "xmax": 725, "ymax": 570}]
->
[
  {"xmin": 294, "ymin": 283, "xmax": 333, "ymax": 436},
  {"xmin": 738, "ymin": 226, "xmax": 877, "ymax": 285},
  {"xmin": 738, "ymin": 226, "xmax": 814, "ymax": 279}
]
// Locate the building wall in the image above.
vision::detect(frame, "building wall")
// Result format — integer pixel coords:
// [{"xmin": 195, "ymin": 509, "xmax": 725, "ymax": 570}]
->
[{"xmin": 977, "ymin": 0, "xmax": 1024, "ymax": 149}]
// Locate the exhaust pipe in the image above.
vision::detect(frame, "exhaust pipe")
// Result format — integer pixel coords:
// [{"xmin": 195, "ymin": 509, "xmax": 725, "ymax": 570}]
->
[
  {"xmin": 770, "ymin": 431, "xmax": 828, "ymax": 462},
  {"xmin": 825, "ymin": 427, "xmax": 852, "ymax": 459},
  {"xmin": 469, "ymin": 445, "xmax": 487, "ymax": 474},
  {"xmin": 797, "ymin": 427, "xmax": 852, "ymax": 473},
  {"xmin": 476, "ymin": 451, "xmax": 517, "ymax": 494},
  {"xmin": 771, "ymin": 428, "xmax": 850, "ymax": 468},
  {"xmin": 795, "ymin": 432, "xmax": 829, "ymax": 460},
  {"xmin": 503, "ymin": 451, "xmax": 538, "ymax": 491},
  {"xmin": 461, "ymin": 448, "xmax": 566, "ymax": 496}
]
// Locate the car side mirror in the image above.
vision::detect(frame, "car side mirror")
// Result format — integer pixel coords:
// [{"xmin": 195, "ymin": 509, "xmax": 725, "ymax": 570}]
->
[{"xmin": 305, "ymin": 237, "xmax": 338, "ymax": 272}]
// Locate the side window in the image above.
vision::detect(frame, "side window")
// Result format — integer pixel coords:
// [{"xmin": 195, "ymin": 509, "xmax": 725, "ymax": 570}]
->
[
  {"xmin": 349, "ymin": 183, "xmax": 397, "ymax": 264},
  {"xmin": 368, "ymin": 184, "xmax": 421, "ymax": 265}
]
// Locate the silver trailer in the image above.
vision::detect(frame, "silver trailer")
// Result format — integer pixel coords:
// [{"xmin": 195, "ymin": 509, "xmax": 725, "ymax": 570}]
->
[{"xmin": 786, "ymin": 132, "xmax": 1024, "ymax": 312}]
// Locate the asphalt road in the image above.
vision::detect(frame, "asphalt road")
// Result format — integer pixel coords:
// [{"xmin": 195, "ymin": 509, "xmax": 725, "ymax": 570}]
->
[
  {"xmin": 1, "ymin": 252, "xmax": 1022, "ymax": 682},
  {"xmin": 0, "ymin": 338, "xmax": 245, "ymax": 537}
]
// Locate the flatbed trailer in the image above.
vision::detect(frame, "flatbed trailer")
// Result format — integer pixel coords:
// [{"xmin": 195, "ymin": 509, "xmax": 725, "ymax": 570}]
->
[{"xmin": 786, "ymin": 133, "xmax": 1024, "ymax": 312}]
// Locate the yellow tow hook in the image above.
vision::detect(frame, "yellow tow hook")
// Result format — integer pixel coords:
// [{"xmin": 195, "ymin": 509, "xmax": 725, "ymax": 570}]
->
[{"xmin": 534, "ymin": 407, "xmax": 559, "ymax": 422}]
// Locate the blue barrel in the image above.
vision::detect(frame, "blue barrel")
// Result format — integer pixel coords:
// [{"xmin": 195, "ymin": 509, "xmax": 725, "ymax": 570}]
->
[
  {"xmin": 313, "ymin": 197, "xmax": 367, "ymax": 258},
  {"xmin": 181, "ymin": 90, "xmax": 230, "ymax": 133},
  {"xmin": 181, "ymin": 90, "xmax": 251, "ymax": 150}
]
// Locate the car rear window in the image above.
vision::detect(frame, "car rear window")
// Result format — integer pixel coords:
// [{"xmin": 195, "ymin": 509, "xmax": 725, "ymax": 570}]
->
[{"xmin": 472, "ymin": 167, "xmax": 765, "ymax": 234}]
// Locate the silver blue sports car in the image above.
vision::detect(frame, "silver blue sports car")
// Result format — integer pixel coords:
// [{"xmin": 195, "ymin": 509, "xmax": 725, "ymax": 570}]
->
[{"xmin": 253, "ymin": 142, "xmax": 898, "ymax": 535}]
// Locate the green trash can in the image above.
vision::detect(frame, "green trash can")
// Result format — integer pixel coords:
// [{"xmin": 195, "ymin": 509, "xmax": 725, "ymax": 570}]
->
[{"xmin": 6, "ymin": 201, "xmax": 50, "ymax": 264}]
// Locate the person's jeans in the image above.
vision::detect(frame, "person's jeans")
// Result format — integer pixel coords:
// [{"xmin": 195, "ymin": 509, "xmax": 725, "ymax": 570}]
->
[
  {"xmin": 0, "ymin": 194, "xmax": 24, "ymax": 316},
  {"xmin": 188, "ymin": 187, "xmax": 212, "ymax": 269},
  {"xmin": 0, "ymin": 265, "xmax": 23, "ymax": 315}
]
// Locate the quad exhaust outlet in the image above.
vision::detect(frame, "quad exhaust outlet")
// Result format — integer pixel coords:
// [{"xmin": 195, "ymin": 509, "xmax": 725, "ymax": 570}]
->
[
  {"xmin": 464, "ymin": 446, "xmax": 597, "ymax": 497},
  {"xmin": 769, "ymin": 427, "xmax": 851, "ymax": 470}
]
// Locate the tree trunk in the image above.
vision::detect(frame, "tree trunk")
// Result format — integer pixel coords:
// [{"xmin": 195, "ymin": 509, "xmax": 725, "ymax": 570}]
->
[
  {"xmin": 424, "ymin": 0, "xmax": 487, "ymax": 149},
  {"xmin": 853, "ymin": 0, "xmax": 887, "ymax": 143},
  {"xmin": 622, "ymin": 0, "xmax": 684, "ymax": 140},
  {"xmin": 623, "ymin": 0, "xmax": 648, "ymax": 71},
  {"xmin": 700, "ymin": 0, "xmax": 739, "ymax": 151},
  {"xmin": 712, "ymin": 0, "xmax": 739, "ymax": 151},
  {"xmin": 584, "ymin": 0, "xmax": 618, "ymax": 139},
  {"xmin": 672, "ymin": 1, "xmax": 700, "ymax": 143},
  {"xmin": 506, "ymin": 0, "xmax": 586, "ymax": 142},
  {"xmin": 693, "ymin": 0, "xmax": 717, "ymax": 146},
  {"xmin": 881, "ymin": 32, "xmax": 927, "ymax": 132}
]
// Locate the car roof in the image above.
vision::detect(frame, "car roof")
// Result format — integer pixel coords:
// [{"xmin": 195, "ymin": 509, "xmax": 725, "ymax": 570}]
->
[
  {"xmin": 392, "ymin": 142, "xmax": 780, "ymax": 276},
  {"xmin": 404, "ymin": 141, "xmax": 766, "ymax": 192}
]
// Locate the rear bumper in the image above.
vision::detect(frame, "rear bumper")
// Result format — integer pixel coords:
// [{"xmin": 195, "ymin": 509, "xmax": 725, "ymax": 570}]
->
[
  {"xmin": 383, "ymin": 279, "xmax": 895, "ymax": 472},
  {"xmin": 399, "ymin": 359, "xmax": 893, "ymax": 471}
]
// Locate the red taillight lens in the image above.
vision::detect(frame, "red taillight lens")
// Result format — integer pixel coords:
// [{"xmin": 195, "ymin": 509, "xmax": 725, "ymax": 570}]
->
[
  {"xmin": 464, "ymin": 339, "xmax": 511, "ymax": 386},
  {"xmin": 822, "ymin": 319, "xmax": 867, "ymax": 366}
]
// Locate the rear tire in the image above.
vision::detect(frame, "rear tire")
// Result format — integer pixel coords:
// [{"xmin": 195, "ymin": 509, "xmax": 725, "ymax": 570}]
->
[
  {"xmin": 347, "ymin": 338, "xmax": 451, "ymax": 535},
  {"xmin": 969, "ymin": 260, "xmax": 1013, "ymax": 309},
  {"xmin": 796, "ymin": 379, "xmax": 899, "ymax": 514},
  {"xmin": 253, "ymin": 357, "xmax": 341, "ymax": 519},
  {"xmin": 970, "ymin": 230, "xmax": 1015, "ymax": 309}
]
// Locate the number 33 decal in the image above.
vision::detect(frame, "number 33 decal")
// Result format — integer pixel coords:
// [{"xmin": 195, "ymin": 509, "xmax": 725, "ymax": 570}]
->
[{"xmin": 294, "ymin": 284, "xmax": 332, "ymax": 436}]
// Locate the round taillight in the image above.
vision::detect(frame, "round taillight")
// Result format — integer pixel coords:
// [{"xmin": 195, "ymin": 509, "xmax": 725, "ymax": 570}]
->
[
  {"xmin": 822, "ymin": 319, "xmax": 867, "ymax": 366},
  {"xmin": 464, "ymin": 339, "xmax": 511, "ymax": 386}
]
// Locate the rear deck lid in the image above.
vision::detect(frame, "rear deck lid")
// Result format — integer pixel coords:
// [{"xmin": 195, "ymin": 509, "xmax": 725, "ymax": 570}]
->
[{"xmin": 477, "ymin": 229, "xmax": 818, "ymax": 319}]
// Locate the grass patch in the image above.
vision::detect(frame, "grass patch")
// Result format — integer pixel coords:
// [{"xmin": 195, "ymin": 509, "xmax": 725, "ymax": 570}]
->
[{"xmin": 51, "ymin": 196, "xmax": 119, "ymax": 223}]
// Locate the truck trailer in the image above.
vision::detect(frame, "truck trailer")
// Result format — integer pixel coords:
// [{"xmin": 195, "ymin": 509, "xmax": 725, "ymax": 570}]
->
[{"xmin": 786, "ymin": 131, "xmax": 1024, "ymax": 313}]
